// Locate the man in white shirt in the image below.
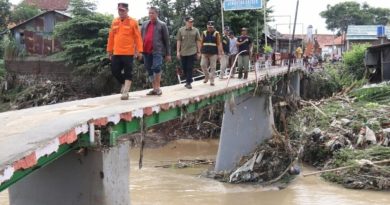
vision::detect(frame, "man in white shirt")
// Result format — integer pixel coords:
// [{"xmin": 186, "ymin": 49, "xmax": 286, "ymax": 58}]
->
[{"xmin": 228, "ymin": 31, "xmax": 238, "ymax": 77}]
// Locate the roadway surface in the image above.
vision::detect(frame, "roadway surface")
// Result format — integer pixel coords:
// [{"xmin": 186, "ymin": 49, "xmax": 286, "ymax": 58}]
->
[{"xmin": 0, "ymin": 66, "xmax": 301, "ymax": 185}]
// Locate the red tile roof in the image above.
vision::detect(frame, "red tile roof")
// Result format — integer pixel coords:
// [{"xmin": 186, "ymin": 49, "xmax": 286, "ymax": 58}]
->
[
  {"xmin": 324, "ymin": 35, "xmax": 344, "ymax": 46},
  {"xmin": 312, "ymin": 34, "xmax": 334, "ymax": 48},
  {"xmin": 24, "ymin": 0, "xmax": 70, "ymax": 11},
  {"xmin": 282, "ymin": 34, "xmax": 345, "ymax": 47}
]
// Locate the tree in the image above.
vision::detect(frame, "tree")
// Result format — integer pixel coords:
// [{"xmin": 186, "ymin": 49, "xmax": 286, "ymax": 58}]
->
[
  {"xmin": 9, "ymin": 3, "xmax": 40, "ymax": 25},
  {"xmin": 69, "ymin": 0, "xmax": 97, "ymax": 17},
  {"xmin": 320, "ymin": 2, "xmax": 390, "ymax": 34},
  {"xmin": 0, "ymin": 0, "xmax": 11, "ymax": 31},
  {"xmin": 55, "ymin": 0, "xmax": 114, "ymax": 94},
  {"xmin": 147, "ymin": 0, "xmax": 271, "ymax": 46}
]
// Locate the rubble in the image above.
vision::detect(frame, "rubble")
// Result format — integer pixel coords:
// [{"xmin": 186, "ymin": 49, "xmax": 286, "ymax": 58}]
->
[
  {"xmin": 210, "ymin": 129, "xmax": 300, "ymax": 185},
  {"xmin": 1, "ymin": 81, "xmax": 80, "ymax": 110},
  {"xmin": 291, "ymin": 82, "xmax": 390, "ymax": 190}
]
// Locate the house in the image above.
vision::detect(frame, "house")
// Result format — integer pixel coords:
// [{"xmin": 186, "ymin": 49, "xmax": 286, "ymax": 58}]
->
[
  {"xmin": 323, "ymin": 35, "xmax": 344, "ymax": 57},
  {"xmin": 23, "ymin": 0, "xmax": 70, "ymax": 11},
  {"xmin": 365, "ymin": 43, "xmax": 390, "ymax": 82},
  {"xmin": 9, "ymin": 10, "xmax": 71, "ymax": 56},
  {"xmin": 346, "ymin": 25, "xmax": 390, "ymax": 50}
]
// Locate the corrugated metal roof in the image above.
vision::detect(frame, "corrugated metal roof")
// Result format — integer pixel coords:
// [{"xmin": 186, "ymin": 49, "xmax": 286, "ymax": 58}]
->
[
  {"xmin": 10, "ymin": 10, "xmax": 71, "ymax": 31},
  {"xmin": 346, "ymin": 25, "xmax": 390, "ymax": 40}
]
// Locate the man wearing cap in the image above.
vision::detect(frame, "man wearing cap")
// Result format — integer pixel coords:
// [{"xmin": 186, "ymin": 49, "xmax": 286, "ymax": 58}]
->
[
  {"xmin": 235, "ymin": 27, "xmax": 253, "ymax": 79},
  {"xmin": 176, "ymin": 17, "xmax": 202, "ymax": 89},
  {"xmin": 219, "ymin": 26, "xmax": 230, "ymax": 79},
  {"xmin": 107, "ymin": 3, "xmax": 143, "ymax": 100},
  {"xmin": 200, "ymin": 21, "xmax": 223, "ymax": 86},
  {"xmin": 141, "ymin": 6, "xmax": 171, "ymax": 96}
]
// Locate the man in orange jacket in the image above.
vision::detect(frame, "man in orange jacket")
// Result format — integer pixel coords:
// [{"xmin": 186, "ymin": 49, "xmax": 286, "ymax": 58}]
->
[{"xmin": 107, "ymin": 3, "xmax": 143, "ymax": 100}]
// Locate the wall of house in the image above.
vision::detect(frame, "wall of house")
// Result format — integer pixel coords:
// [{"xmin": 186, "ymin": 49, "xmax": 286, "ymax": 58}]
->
[
  {"xmin": 13, "ymin": 12, "xmax": 70, "ymax": 56},
  {"xmin": 4, "ymin": 57, "xmax": 72, "ymax": 87}
]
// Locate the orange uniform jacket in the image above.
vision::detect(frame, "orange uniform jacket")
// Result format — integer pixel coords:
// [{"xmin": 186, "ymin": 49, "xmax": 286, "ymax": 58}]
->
[{"xmin": 107, "ymin": 17, "xmax": 143, "ymax": 55}]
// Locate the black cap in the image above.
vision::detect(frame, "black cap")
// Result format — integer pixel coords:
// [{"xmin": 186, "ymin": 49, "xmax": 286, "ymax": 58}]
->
[
  {"xmin": 229, "ymin": 31, "xmax": 234, "ymax": 36},
  {"xmin": 185, "ymin": 16, "xmax": 194, "ymax": 22},
  {"xmin": 118, "ymin": 3, "xmax": 129, "ymax": 10},
  {"xmin": 207, "ymin": 21, "xmax": 215, "ymax": 27}
]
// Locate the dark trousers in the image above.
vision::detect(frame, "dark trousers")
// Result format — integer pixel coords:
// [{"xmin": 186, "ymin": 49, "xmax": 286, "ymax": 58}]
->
[
  {"xmin": 181, "ymin": 54, "xmax": 196, "ymax": 84},
  {"xmin": 111, "ymin": 55, "xmax": 134, "ymax": 84}
]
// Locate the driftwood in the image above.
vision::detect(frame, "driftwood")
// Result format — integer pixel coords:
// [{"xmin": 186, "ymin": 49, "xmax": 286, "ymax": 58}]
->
[
  {"xmin": 301, "ymin": 100, "xmax": 328, "ymax": 117},
  {"xmin": 303, "ymin": 159, "xmax": 390, "ymax": 177},
  {"xmin": 155, "ymin": 159, "xmax": 214, "ymax": 168}
]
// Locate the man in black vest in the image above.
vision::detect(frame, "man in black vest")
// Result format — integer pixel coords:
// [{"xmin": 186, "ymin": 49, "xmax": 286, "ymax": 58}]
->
[{"xmin": 200, "ymin": 21, "xmax": 223, "ymax": 86}]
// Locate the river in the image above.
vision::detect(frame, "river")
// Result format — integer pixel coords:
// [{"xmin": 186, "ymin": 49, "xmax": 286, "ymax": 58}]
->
[{"xmin": 0, "ymin": 139, "xmax": 389, "ymax": 205}]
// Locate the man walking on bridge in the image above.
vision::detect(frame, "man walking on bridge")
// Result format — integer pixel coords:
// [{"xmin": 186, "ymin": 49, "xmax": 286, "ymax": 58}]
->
[
  {"xmin": 200, "ymin": 21, "xmax": 223, "ymax": 86},
  {"xmin": 141, "ymin": 7, "xmax": 171, "ymax": 96},
  {"xmin": 176, "ymin": 17, "xmax": 201, "ymax": 89},
  {"xmin": 107, "ymin": 3, "xmax": 143, "ymax": 100}
]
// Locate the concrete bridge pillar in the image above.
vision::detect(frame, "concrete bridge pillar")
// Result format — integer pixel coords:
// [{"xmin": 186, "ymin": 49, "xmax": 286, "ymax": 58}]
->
[
  {"xmin": 215, "ymin": 91, "xmax": 274, "ymax": 172},
  {"xmin": 9, "ymin": 140, "xmax": 130, "ymax": 205},
  {"xmin": 274, "ymin": 72, "xmax": 301, "ymax": 98},
  {"xmin": 290, "ymin": 72, "xmax": 301, "ymax": 97}
]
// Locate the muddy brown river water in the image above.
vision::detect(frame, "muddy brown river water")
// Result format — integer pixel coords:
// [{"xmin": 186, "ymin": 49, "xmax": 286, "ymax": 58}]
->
[{"xmin": 0, "ymin": 139, "xmax": 389, "ymax": 205}]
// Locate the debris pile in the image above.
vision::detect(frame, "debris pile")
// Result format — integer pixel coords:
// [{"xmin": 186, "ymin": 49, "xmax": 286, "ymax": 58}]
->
[
  {"xmin": 210, "ymin": 129, "xmax": 300, "ymax": 185},
  {"xmin": 292, "ymin": 82, "xmax": 390, "ymax": 190},
  {"xmin": 9, "ymin": 81, "xmax": 77, "ymax": 109}
]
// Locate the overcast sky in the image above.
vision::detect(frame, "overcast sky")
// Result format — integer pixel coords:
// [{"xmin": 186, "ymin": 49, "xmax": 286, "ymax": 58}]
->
[{"xmin": 10, "ymin": 0, "xmax": 390, "ymax": 34}]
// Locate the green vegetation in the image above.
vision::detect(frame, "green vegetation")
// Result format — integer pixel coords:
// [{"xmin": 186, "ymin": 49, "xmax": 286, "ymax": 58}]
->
[
  {"xmin": 304, "ymin": 43, "xmax": 370, "ymax": 99},
  {"xmin": 2, "ymin": 35, "xmax": 26, "ymax": 60},
  {"xmin": 149, "ymin": 0, "xmax": 270, "ymax": 37},
  {"xmin": 0, "ymin": 0, "xmax": 11, "ymax": 31},
  {"xmin": 54, "ymin": 0, "xmax": 114, "ymax": 94},
  {"xmin": 320, "ymin": 1, "xmax": 390, "ymax": 34},
  {"xmin": 9, "ymin": 2, "xmax": 40, "ymax": 24},
  {"xmin": 289, "ymin": 80, "xmax": 390, "ymax": 190},
  {"xmin": 343, "ymin": 43, "xmax": 370, "ymax": 80},
  {"xmin": 350, "ymin": 82, "xmax": 390, "ymax": 104},
  {"xmin": 263, "ymin": 45, "xmax": 273, "ymax": 54},
  {"xmin": 322, "ymin": 146, "xmax": 390, "ymax": 188}
]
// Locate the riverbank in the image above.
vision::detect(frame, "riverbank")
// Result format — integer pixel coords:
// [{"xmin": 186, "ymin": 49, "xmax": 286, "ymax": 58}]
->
[{"xmin": 290, "ymin": 82, "xmax": 390, "ymax": 190}]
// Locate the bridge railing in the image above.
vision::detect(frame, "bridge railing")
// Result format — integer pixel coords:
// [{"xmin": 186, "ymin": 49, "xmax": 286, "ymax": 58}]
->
[{"xmin": 177, "ymin": 51, "xmax": 304, "ymax": 84}]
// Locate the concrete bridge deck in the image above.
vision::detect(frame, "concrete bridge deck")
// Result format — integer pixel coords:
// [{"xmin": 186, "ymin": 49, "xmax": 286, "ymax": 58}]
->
[{"xmin": 0, "ymin": 66, "xmax": 302, "ymax": 191}]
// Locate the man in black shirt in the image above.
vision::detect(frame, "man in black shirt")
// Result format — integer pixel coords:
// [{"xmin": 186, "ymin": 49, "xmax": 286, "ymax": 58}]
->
[{"xmin": 235, "ymin": 27, "xmax": 253, "ymax": 79}]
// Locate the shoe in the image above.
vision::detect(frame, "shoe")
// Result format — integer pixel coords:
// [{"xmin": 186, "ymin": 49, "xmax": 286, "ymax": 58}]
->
[
  {"xmin": 155, "ymin": 89, "xmax": 162, "ymax": 96},
  {"xmin": 146, "ymin": 90, "xmax": 157, "ymax": 95},
  {"xmin": 244, "ymin": 72, "xmax": 248, "ymax": 79},
  {"xmin": 210, "ymin": 82, "xmax": 215, "ymax": 86},
  {"xmin": 120, "ymin": 92, "xmax": 129, "ymax": 100},
  {"xmin": 185, "ymin": 84, "xmax": 192, "ymax": 89},
  {"xmin": 203, "ymin": 78, "xmax": 208, "ymax": 83},
  {"xmin": 120, "ymin": 80, "xmax": 131, "ymax": 100}
]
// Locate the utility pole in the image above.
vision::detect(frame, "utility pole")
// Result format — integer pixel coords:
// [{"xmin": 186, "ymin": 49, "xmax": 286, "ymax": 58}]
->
[
  {"xmin": 220, "ymin": 0, "xmax": 224, "ymax": 30},
  {"xmin": 285, "ymin": 0, "xmax": 299, "ymax": 94},
  {"xmin": 264, "ymin": 0, "xmax": 267, "ymax": 47}
]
